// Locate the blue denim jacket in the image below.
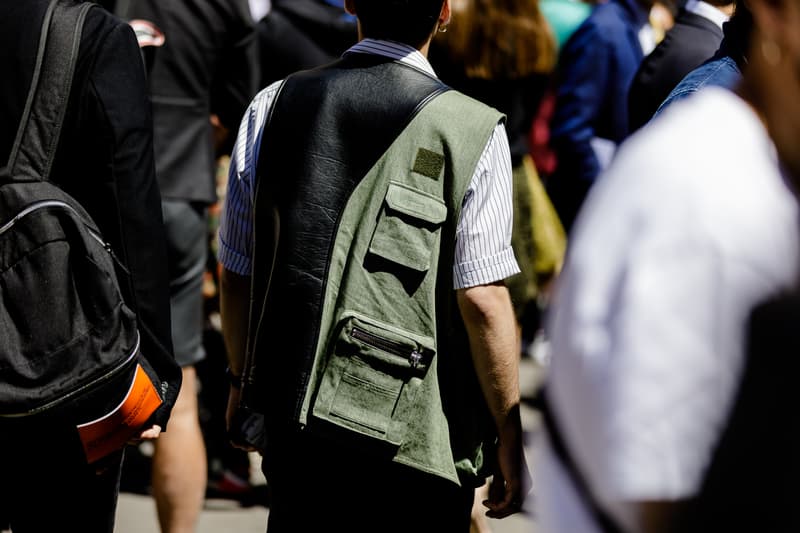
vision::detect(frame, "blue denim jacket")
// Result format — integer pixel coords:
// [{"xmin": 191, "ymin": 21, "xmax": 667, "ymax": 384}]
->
[{"xmin": 654, "ymin": 55, "xmax": 742, "ymax": 118}]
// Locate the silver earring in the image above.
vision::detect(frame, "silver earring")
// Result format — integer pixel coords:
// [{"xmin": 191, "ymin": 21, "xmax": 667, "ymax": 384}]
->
[{"xmin": 438, "ymin": 25, "xmax": 448, "ymax": 33}]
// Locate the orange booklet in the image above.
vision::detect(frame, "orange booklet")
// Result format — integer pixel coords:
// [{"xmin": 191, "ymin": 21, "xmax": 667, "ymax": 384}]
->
[{"xmin": 77, "ymin": 364, "xmax": 162, "ymax": 464}]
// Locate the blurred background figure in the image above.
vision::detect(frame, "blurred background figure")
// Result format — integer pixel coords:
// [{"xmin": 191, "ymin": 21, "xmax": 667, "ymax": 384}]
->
[
  {"xmin": 653, "ymin": 0, "xmax": 751, "ymax": 115},
  {"xmin": 430, "ymin": 1, "xmax": 563, "ymax": 528},
  {"xmin": 648, "ymin": 0, "xmax": 679, "ymax": 41},
  {"xmin": 527, "ymin": 0, "xmax": 591, "ymax": 188},
  {"xmin": 534, "ymin": 0, "xmax": 800, "ymax": 527},
  {"xmin": 116, "ymin": 1, "xmax": 258, "ymax": 532},
  {"xmin": 628, "ymin": 0, "xmax": 734, "ymax": 132},
  {"xmin": 431, "ymin": 0, "xmax": 564, "ymax": 347},
  {"xmin": 254, "ymin": 0, "xmax": 357, "ymax": 88},
  {"xmin": 544, "ymin": 0, "xmax": 654, "ymax": 233},
  {"xmin": 540, "ymin": 0, "xmax": 593, "ymax": 50}
]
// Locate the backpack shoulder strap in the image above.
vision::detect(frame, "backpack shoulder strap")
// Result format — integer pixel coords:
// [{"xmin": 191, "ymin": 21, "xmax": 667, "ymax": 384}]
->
[{"xmin": 6, "ymin": 0, "xmax": 94, "ymax": 182}]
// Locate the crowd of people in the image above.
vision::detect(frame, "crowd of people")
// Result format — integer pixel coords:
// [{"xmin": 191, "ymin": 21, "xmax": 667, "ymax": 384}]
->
[{"xmin": 1, "ymin": 0, "xmax": 799, "ymax": 531}]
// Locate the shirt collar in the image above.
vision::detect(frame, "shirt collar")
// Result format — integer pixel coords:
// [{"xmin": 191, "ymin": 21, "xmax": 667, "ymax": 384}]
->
[
  {"xmin": 343, "ymin": 38, "xmax": 437, "ymax": 78},
  {"xmin": 685, "ymin": 0, "xmax": 729, "ymax": 29}
]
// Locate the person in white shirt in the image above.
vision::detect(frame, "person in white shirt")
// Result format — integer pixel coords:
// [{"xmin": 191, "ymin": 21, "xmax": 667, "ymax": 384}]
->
[{"xmin": 535, "ymin": 0, "xmax": 800, "ymax": 529}]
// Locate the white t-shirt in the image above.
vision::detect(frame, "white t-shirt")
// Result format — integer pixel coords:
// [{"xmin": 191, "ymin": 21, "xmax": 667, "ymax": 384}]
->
[{"xmin": 534, "ymin": 88, "xmax": 800, "ymax": 533}]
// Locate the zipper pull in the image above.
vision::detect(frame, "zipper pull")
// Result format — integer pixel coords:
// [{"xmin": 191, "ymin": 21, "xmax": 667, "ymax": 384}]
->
[
  {"xmin": 409, "ymin": 350, "xmax": 423, "ymax": 370},
  {"xmin": 104, "ymin": 242, "xmax": 131, "ymax": 276}
]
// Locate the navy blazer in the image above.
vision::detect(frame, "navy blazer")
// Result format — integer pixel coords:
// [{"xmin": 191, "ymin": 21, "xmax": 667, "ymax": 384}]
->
[
  {"xmin": 126, "ymin": 0, "xmax": 259, "ymax": 204},
  {"xmin": 256, "ymin": 0, "xmax": 358, "ymax": 88},
  {"xmin": 546, "ymin": 0, "xmax": 650, "ymax": 232}
]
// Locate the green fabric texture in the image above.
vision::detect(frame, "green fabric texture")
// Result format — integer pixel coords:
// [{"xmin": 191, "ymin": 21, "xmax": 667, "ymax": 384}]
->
[{"xmin": 298, "ymin": 90, "xmax": 503, "ymax": 486}]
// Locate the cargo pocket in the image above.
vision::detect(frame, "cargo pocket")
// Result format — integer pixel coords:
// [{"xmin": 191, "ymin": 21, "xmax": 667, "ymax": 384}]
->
[
  {"xmin": 368, "ymin": 182, "xmax": 447, "ymax": 272},
  {"xmin": 312, "ymin": 314, "xmax": 435, "ymax": 447}
]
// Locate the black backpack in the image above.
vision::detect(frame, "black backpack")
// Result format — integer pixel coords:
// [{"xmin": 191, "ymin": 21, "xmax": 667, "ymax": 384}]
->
[{"xmin": 0, "ymin": 1, "xmax": 147, "ymax": 439}]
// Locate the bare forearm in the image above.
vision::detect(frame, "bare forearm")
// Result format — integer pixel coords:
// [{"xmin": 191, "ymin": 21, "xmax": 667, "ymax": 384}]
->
[
  {"xmin": 220, "ymin": 268, "xmax": 252, "ymax": 376},
  {"xmin": 457, "ymin": 282, "xmax": 520, "ymax": 429},
  {"xmin": 458, "ymin": 281, "xmax": 528, "ymax": 517}
]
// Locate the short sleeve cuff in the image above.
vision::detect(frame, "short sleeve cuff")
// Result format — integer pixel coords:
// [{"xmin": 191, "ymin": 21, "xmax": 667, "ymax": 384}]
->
[
  {"xmin": 453, "ymin": 247, "xmax": 521, "ymax": 289},
  {"xmin": 216, "ymin": 238, "xmax": 252, "ymax": 276}
]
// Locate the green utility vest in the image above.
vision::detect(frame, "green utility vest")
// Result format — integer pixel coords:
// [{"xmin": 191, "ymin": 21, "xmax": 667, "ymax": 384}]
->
[{"xmin": 245, "ymin": 56, "xmax": 504, "ymax": 487}]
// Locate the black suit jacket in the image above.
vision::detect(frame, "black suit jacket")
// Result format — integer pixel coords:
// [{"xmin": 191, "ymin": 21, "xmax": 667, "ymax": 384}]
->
[
  {"xmin": 0, "ymin": 0, "xmax": 180, "ymax": 426},
  {"xmin": 628, "ymin": 8, "xmax": 724, "ymax": 132},
  {"xmin": 256, "ymin": 0, "xmax": 358, "ymax": 88},
  {"xmin": 125, "ymin": 0, "xmax": 259, "ymax": 203}
]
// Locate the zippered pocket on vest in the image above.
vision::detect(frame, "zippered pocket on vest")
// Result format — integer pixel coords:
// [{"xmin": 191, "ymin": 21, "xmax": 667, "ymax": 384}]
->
[
  {"xmin": 368, "ymin": 182, "xmax": 447, "ymax": 273},
  {"xmin": 311, "ymin": 313, "xmax": 435, "ymax": 447}
]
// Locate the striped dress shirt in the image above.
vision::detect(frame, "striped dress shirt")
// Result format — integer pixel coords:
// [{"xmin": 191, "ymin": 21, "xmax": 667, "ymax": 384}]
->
[{"xmin": 218, "ymin": 39, "xmax": 519, "ymax": 289}]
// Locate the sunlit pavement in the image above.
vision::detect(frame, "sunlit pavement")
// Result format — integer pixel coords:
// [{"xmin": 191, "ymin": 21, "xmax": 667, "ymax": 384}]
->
[{"xmin": 114, "ymin": 357, "xmax": 545, "ymax": 533}]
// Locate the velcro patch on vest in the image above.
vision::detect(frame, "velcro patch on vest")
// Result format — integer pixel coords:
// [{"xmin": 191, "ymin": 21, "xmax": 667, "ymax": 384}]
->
[{"xmin": 412, "ymin": 148, "xmax": 445, "ymax": 179}]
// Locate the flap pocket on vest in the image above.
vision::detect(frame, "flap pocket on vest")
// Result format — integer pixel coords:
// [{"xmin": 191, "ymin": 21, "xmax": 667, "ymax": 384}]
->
[
  {"xmin": 368, "ymin": 182, "xmax": 447, "ymax": 272},
  {"xmin": 312, "ymin": 314, "xmax": 435, "ymax": 447}
]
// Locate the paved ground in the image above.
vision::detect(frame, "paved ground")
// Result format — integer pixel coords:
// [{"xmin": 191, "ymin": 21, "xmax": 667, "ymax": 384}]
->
[
  {"xmin": 115, "ymin": 491, "xmax": 537, "ymax": 533},
  {"xmin": 114, "ymin": 357, "xmax": 545, "ymax": 533}
]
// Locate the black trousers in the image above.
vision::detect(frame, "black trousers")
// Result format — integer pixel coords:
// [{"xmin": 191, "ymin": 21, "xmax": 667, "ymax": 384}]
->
[
  {"xmin": 263, "ymin": 432, "xmax": 476, "ymax": 533},
  {"xmin": 0, "ymin": 424, "xmax": 124, "ymax": 533}
]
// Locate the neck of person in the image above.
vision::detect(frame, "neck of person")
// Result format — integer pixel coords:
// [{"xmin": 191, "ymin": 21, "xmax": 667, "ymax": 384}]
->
[
  {"xmin": 715, "ymin": 3, "xmax": 735, "ymax": 17},
  {"xmin": 417, "ymin": 39, "xmax": 432, "ymax": 58},
  {"xmin": 356, "ymin": 27, "xmax": 434, "ymax": 58}
]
